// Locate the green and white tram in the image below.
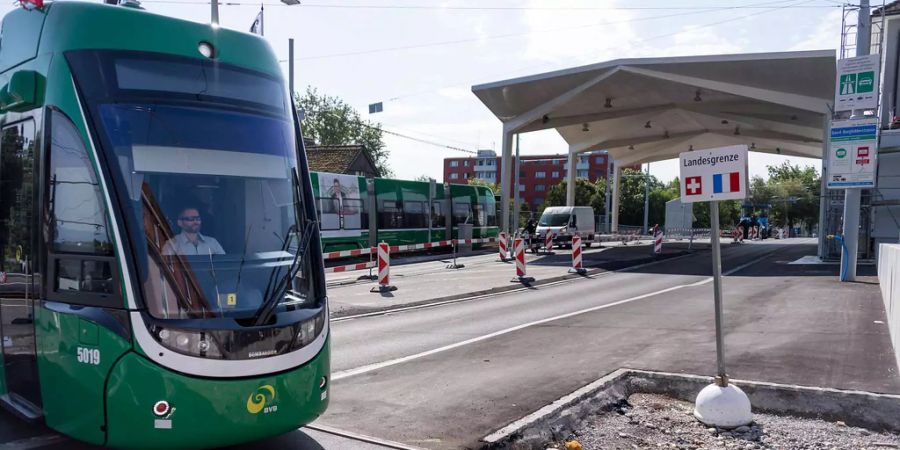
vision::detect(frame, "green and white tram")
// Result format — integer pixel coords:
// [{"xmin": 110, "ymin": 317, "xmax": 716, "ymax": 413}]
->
[
  {"xmin": 311, "ymin": 171, "xmax": 499, "ymax": 252},
  {"xmin": 0, "ymin": 1, "xmax": 328, "ymax": 448}
]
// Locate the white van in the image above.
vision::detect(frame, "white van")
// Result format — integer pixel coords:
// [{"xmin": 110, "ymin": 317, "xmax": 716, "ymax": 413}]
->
[{"xmin": 536, "ymin": 206, "xmax": 595, "ymax": 248}]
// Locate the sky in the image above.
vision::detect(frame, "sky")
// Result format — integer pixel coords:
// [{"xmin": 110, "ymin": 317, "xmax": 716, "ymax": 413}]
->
[{"xmin": 7, "ymin": 0, "xmax": 848, "ymax": 182}]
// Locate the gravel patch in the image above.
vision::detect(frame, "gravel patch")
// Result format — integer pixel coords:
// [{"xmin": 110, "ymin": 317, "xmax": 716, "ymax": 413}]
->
[{"xmin": 546, "ymin": 393, "xmax": 900, "ymax": 450}]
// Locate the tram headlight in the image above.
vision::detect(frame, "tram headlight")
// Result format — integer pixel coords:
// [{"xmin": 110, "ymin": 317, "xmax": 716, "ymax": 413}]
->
[
  {"xmin": 152, "ymin": 326, "xmax": 224, "ymax": 359},
  {"xmin": 292, "ymin": 309, "xmax": 326, "ymax": 350}
]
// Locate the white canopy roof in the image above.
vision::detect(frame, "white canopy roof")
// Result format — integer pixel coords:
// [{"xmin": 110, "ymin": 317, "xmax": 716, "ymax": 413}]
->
[{"xmin": 472, "ymin": 50, "xmax": 836, "ymax": 166}]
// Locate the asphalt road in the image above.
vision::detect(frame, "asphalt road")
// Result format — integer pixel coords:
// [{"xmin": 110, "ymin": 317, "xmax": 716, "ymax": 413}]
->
[
  {"xmin": 319, "ymin": 239, "xmax": 899, "ymax": 449},
  {"xmin": 2, "ymin": 239, "xmax": 896, "ymax": 449}
]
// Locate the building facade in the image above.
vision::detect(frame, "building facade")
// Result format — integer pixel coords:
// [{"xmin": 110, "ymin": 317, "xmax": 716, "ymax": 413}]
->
[{"xmin": 443, "ymin": 150, "xmax": 610, "ymax": 210}]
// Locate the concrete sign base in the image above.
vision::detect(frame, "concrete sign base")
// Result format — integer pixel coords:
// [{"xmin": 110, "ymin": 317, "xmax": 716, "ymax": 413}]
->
[{"xmin": 694, "ymin": 383, "xmax": 753, "ymax": 428}]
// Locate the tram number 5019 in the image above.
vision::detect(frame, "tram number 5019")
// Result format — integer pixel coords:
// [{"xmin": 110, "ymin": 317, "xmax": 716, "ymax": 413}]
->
[{"xmin": 76, "ymin": 347, "xmax": 101, "ymax": 365}]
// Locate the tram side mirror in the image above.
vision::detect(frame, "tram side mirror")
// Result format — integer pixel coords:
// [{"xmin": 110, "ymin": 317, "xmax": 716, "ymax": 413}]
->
[{"xmin": 0, "ymin": 70, "xmax": 44, "ymax": 113}]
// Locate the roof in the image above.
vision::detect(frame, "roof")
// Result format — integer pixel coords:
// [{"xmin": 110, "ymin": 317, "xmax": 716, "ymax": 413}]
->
[
  {"xmin": 472, "ymin": 50, "xmax": 836, "ymax": 166},
  {"xmin": 306, "ymin": 145, "xmax": 377, "ymax": 175},
  {"xmin": 873, "ymin": 1, "xmax": 900, "ymax": 17}
]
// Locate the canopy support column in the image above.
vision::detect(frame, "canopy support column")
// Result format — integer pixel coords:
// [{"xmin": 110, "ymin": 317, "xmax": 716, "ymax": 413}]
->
[
  {"xmin": 611, "ymin": 164, "xmax": 621, "ymax": 233},
  {"xmin": 566, "ymin": 149, "xmax": 577, "ymax": 206},
  {"xmin": 500, "ymin": 128, "xmax": 514, "ymax": 236}
]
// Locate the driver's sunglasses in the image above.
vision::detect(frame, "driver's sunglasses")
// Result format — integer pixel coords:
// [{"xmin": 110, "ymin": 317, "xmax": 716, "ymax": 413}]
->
[{"xmin": 179, "ymin": 216, "xmax": 201, "ymax": 222}]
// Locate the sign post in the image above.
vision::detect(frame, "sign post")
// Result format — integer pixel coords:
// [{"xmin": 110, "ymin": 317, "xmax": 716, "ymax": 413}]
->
[{"xmin": 680, "ymin": 145, "xmax": 752, "ymax": 428}]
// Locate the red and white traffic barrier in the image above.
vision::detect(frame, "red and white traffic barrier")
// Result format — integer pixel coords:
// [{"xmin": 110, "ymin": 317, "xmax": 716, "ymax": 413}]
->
[
  {"xmin": 569, "ymin": 234, "xmax": 586, "ymax": 274},
  {"xmin": 653, "ymin": 228, "xmax": 663, "ymax": 255},
  {"xmin": 324, "ymin": 261, "xmax": 376, "ymax": 274},
  {"xmin": 543, "ymin": 232, "xmax": 554, "ymax": 254},
  {"xmin": 498, "ymin": 231, "xmax": 509, "ymax": 261},
  {"xmin": 510, "ymin": 238, "xmax": 534, "ymax": 283},
  {"xmin": 323, "ymin": 247, "xmax": 375, "ymax": 260},
  {"xmin": 370, "ymin": 242, "xmax": 397, "ymax": 293}
]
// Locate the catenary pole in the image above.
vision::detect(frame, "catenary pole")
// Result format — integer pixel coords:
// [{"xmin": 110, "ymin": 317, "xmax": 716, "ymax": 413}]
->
[
  {"xmin": 643, "ymin": 162, "xmax": 650, "ymax": 234},
  {"xmin": 513, "ymin": 134, "xmax": 521, "ymax": 232},
  {"xmin": 841, "ymin": 0, "xmax": 871, "ymax": 281}
]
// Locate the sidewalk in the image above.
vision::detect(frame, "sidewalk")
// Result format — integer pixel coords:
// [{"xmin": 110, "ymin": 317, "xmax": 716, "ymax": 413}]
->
[{"xmin": 327, "ymin": 240, "xmax": 702, "ymax": 317}]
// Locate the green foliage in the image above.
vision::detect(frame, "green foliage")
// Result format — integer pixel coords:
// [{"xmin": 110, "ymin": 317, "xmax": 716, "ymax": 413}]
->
[
  {"xmin": 617, "ymin": 169, "xmax": 678, "ymax": 227},
  {"xmin": 468, "ymin": 178, "xmax": 501, "ymax": 195},
  {"xmin": 296, "ymin": 86, "xmax": 391, "ymax": 177},
  {"xmin": 692, "ymin": 200, "xmax": 741, "ymax": 228},
  {"xmin": 545, "ymin": 178, "xmax": 599, "ymax": 213},
  {"xmin": 765, "ymin": 162, "xmax": 820, "ymax": 233}
]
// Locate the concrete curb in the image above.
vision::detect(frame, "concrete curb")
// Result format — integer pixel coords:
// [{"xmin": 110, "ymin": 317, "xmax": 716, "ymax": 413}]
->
[
  {"xmin": 481, "ymin": 369, "xmax": 900, "ymax": 449},
  {"xmin": 330, "ymin": 250, "xmax": 693, "ymax": 319}
]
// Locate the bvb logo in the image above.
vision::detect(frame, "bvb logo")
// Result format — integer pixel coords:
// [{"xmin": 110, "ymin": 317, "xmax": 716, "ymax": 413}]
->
[{"xmin": 246, "ymin": 385, "xmax": 277, "ymax": 414}]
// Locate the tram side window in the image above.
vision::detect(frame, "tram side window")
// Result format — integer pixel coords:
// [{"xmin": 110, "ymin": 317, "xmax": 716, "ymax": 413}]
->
[
  {"xmin": 485, "ymin": 199, "xmax": 497, "ymax": 226},
  {"xmin": 473, "ymin": 204, "xmax": 485, "ymax": 227},
  {"xmin": 317, "ymin": 196, "xmax": 365, "ymax": 231},
  {"xmin": 452, "ymin": 202, "xmax": 472, "ymax": 226},
  {"xmin": 378, "ymin": 200, "xmax": 403, "ymax": 229},
  {"xmin": 47, "ymin": 111, "xmax": 116, "ymax": 298},
  {"xmin": 431, "ymin": 202, "xmax": 444, "ymax": 228},
  {"xmin": 403, "ymin": 201, "xmax": 427, "ymax": 228}
]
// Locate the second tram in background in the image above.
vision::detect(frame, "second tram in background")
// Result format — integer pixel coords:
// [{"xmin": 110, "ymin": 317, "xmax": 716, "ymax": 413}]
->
[{"xmin": 311, "ymin": 171, "xmax": 499, "ymax": 252}]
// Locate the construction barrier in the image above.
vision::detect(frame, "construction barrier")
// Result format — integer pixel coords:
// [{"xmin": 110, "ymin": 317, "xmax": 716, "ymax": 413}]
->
[
  {"xmin": 543, "ymin": 232, "xmax": 555, "ymax": 254},
  {"xmin": 324, "ymin": 237, "xmax": 499, "ymax": 261},
  {"xmin": 569, "ymin": 234, "xmax": 586, "ymax": 274},
  {"xmin": 327, "ymin": 237, "xmax": 500, "ymax": 277},
  {"xmin": 654, "ymin": 228, "xmax": 663, "ymax": 255},
  {"xmin": 371, "ymin": 242, "xmax": 396, "ymax": 293},
  {"xmin": 511, "ymin": 238, "xmax": 534, "ymax": 283},
  {"xmin": 498, "ymin": 231, "xmax": 509, "ymax": 262},
  {"xmin": 324, "ymin": 261, "xmax": 376, "ymax": 274}
]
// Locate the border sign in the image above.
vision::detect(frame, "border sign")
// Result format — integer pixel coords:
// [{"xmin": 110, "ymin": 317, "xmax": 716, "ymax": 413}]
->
[
  {"xmin": 835, "ymin": 54, "xmax": 880, "ymax": 112},
  {"xmin": 679, "ymin": 145, "xmax": 749, "ymax": 203},
  {"xmin": 827, "ymin": 118, "xmax": 878, "ymax": 189}
]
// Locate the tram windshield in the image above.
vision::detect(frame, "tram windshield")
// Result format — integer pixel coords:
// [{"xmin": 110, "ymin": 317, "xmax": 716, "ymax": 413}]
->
[{"xmin": 67, "ymin": 51, "xmax": 320, "ymax": 324}]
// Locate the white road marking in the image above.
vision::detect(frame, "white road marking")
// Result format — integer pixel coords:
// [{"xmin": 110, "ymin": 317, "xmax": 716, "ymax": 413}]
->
[
  {"xmin": 332, "ymin": 247, "xmax": 777, "ymax": 381},
  {"xmin": 332, "ymin": 250, "xmax": 700, "ymax": 322},
  {"xmin": 304, "ymin": 424, "xmax": 427, "ymax": 450}
]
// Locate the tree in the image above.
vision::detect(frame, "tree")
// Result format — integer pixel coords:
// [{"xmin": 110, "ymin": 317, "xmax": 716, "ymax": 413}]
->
[
  {"xmin": 545, "ymin": 179, "xmax": 598, "ymax": 213},
  {"xmin": 296, "ymin": 86, "xmax": 391, "ymax": 176},
  {"xmin": 766, "ymin": 162, "xmax": 820, "ymax": 233},
  {"xmin": 468, "ymin": 178, "xmax": 501, "ymax": 195},
  {"xmin": 414, "ymin": 175, "xmax": 433, "ymax": 182}
]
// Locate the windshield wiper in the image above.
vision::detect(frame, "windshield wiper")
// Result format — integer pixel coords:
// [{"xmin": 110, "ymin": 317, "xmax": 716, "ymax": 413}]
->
[
  {"xmin": 252, "ymin": 219, "xmax": 316, "ymax": 326},
  {"xmin": 251, "ymin": 168, "xmax": 315, "ymax": 326}
]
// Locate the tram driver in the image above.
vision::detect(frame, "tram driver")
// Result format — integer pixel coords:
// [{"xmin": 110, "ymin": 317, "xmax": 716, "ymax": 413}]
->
[{"xmin": 162, "ymin": 206, "xmax": 226, "ymax": 256}]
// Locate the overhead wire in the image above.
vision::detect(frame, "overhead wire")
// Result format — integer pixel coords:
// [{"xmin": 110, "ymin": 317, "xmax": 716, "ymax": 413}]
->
[{"xmin": 364, "ymin": 0, "xmax": 826, "ymax": 104}]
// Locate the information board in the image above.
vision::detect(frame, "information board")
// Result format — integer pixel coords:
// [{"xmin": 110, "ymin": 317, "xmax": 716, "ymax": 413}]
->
[
  {"xmin": 679, "ymin": 145, "xmax": 749, "ymax": 203},
  {"xmin": 835, "ymin": 54, "xmax": 880, "ymax": 112},
  {"xmin": 827, "ymin": 118, "xmax": 878, "ymax": 189}
]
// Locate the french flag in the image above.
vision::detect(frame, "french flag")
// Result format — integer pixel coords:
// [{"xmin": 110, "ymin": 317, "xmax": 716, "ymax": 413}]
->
[{"xmin": 713, "ymin": 172, "xmax": 740, "ymax": 194}]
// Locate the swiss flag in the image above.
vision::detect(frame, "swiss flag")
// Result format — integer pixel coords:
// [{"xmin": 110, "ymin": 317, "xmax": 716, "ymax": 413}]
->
[{"xmin": 685, "ymin": 176, "xmax": 702, "ymax": 196}]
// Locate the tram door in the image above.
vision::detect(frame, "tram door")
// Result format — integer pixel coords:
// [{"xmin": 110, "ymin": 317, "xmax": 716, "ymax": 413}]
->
[{"xmin": 0, "ymin": 120, "xmax": 41, "ymax": 416}]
